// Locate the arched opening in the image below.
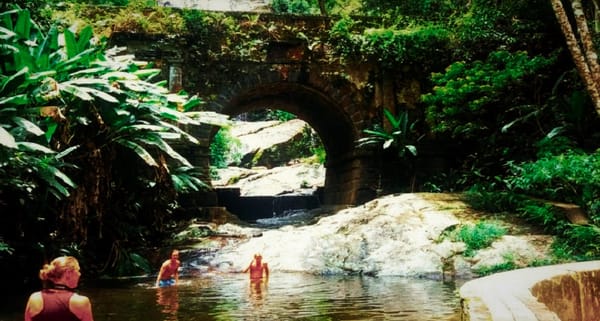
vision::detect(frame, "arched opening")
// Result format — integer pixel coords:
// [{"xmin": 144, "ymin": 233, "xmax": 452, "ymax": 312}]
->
[
  {"xmin": 210, "ymin": 82, "xmax": 361, "ymax": 221},
  {"xmin": 224, "ymin": 82, "xmax": 358, "ymax": 161}
]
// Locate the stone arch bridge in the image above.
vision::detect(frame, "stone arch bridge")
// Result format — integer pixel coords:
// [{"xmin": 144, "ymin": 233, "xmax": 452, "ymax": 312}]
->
[{"xmin": 109, "ymin": 12, "xmax": 442, "ymax": 208}]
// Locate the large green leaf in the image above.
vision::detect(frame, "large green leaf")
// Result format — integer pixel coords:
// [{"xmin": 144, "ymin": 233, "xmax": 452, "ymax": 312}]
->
[
  {"xmin": 116, "ymin": 138, "xmax": 158, "ymax": 167},
  {"xmin": 48, "ymin": 164, "xmax": 77, "ymax": 188},
  {"xmin": 0, "ymin": 94, "xmax": 29, "ymax": 106},
  {"xmin": 56, "ymin": 145, "xmax": 79, "ymax": 159},
  {"xmin": 101, "ymin": 71, "xmax": 138, "ymax": 81},
  {"xmin": 0, "ymin": 126, "xmax": 17, "ymax": 148},
  {"xmin": 186, "ymin": 111, "xmax": 230, "ymax": 127},
  {"xmin": 12, "ymin": 116, "xmax": 44, "ymax": 136},
  {"xmin": 137, "ymin": 134, "xmax": 192, "ymax": 167},
  {"xmin": 14, "ymin": 9, "xmax": 31, "ymax": 40},
  {"xmin": 383, "ymin": 108, "xmax": 400, "ymax": 129},
  {"xmin": 171, "ymin": 166, "xmax": 209, "ymax": 192},
  {"xmin": 64, "ymin": 78, "xmax": 109, "ymax": 86},
  {"xmin": 77, "ymin": 25, "xmax": 93, "ymax": 53},
  {"xmin": 0, "ymin": 25, "xmax": 16, "ymax": 40},
  {"xmin": 0, "ymin": 11, "xmax": 15, "ymax": 31},
  {"xmin": 182, "ymin": 95, "xmax": 203, "ymax": 111},
  {"xmin": 133, "ymin": 68, "xmax": 161, "ymax": 79},
  {"xmin": 119, "ymin": 79, "xmax": 168, "ymax": 94},
  {"xmin": 158, "ymin": 120, "xmax": 199, "ymax": 144},
  {"xmin": 44, "ymin": 121, "xmax": 57, "ymax": 143},
  {"xmin": 361, "ymin": 129, "xmax": 391, "ymax": 139},
  {"xmin": 13, "ymin": 44, "xmax": 35, "ymax": 71},
  {"xmin": 64, "ymin": 28, "xmax": 78, "ymax": 59},
  {"xmin": 17, "ymin": 142, "xmax": 55, "ymax": 153},
  {"xmin": 35, "ymin": 25, "xmax": 58, "ymax": 63},
  {"xmin": 53, "ymin": 47, "xmax": 100, "ymax": 71},
  {"xmin": 38, "ymin": 164, "xmax": 71, "ymax": 198},
  {"xmin": 72, "ymin": 67, "xmax": 111, "ymax": 77},
  {"xmin": 60, "ymin": 83, "xmax": 94, "ymax": 101},
  {"xmin": 118, "ymin": 124, "xmax": 166, "ymax": 133},
  {"xmin": 82, "ymin": 86, "xmax": 120, "ymax": 103}
]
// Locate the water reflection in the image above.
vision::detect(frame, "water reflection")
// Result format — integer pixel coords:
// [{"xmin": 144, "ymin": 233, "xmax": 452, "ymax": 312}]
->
[
  {"xmin": 0, "ymin": 273, "xmax": 461, "ymax": 321},
  {"xmin": 248, "ymin": 278, "xmax": 268, "ymax": 307},
  {"xmin": 156, "ymin": 286, "xmax": 179, "ymax": 320}
]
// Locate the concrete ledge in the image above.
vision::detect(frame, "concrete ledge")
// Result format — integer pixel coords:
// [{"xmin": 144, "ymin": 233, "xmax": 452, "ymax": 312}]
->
[{"xmin": 460, "ymin": 260, "xmax": 600, "ymax": 321}]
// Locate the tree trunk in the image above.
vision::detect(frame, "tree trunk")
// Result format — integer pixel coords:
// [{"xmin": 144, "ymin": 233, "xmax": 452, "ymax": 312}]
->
[
  {"xmin": 551, "ymin": 0, "xmax": 600, "ymax": 116},
  {"xmin": 572, "ymin": 0, "xmax": 600, "ymax": 84},
  {"xmin": 592, "ymin": 0, "xmax": 600, "ymax": 31},
  {"xmin": 318, "ymin": 0, "xmax": 327, "ymax": 15}
]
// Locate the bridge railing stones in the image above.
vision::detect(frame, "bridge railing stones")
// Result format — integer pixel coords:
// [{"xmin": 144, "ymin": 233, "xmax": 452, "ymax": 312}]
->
[{"xmin": 107, "ymin": 11, "xmax": 447, "ymax": 209}]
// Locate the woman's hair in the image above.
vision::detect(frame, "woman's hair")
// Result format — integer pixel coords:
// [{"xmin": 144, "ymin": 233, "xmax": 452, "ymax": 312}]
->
[{"xmin": 39, "ymin": 256, "xmax": 80, "ymax": 282}]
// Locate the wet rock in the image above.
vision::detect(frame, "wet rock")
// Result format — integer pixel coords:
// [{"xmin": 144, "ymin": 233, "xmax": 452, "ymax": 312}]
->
[
  {"xmin": 213, "ymin": 163, "xmax": 325, "ymax": 196},
  {"xmin": 208, "ymin": 193, "xmax": 556, "ymax": 279},
  {"xmin": 233, "ymin": 119, "xmax": 313, "ymax": 169}
]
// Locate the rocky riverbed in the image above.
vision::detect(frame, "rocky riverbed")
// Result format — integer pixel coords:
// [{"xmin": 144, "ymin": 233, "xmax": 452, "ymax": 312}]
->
[
  {"xmin": 177, "ymin": 192, "xmax": 554, "ymax": 279},
  {"xmin": 172, "ymin": 119, "xmax": 556, "ymax": 279}
]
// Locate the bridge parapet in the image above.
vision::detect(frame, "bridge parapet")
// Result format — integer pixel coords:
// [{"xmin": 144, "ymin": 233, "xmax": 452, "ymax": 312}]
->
[{"xmin": 107, "ymin": 11, "xmax": 428, "ymax": 207}]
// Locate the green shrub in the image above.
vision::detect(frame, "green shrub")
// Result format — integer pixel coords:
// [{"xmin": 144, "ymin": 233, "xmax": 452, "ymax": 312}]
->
[
  {"xmin": 560, "ymin": 225, "xmax": 600, "ymax": 260},
  {"xmin": 330, "ymin": 21, "xmax": 452, "ymax": 69},
  {"xmin": 311, "ymin": 145, "xmax": 326, "ymax": 164},
  {"xmin": 474, "ymin": 254, "xmax": 518, "ymax": 276},
  {"xmin": 517, "ymin": 203, "xmax": 565, "ymax": 233},
  {"xmin": 452, "ymin": 221, "xmax": 507, "ymax": 256},
  {"xmin": 464, "ymin": 185, "xmax": 527, "ymax": 213},
  {"xmin": 423, "ymin": 50, "xmax": 556, "ymax": 140},
  {"xmin": 266, "ymin": 110, "xmax": 296, "ymax": 121},
  {"xmin": 271, "ymin": 0, "xmax": 316, "ymax": 14},
  {"xmin": 292, "ymin": 125, "xmax": 324, "ymax": 161},
  {"xmin": 210, "ymin": 128, "xmax": 241, "ymax": 168},
  {"xmin": 506, "ymin": 150, "xmax": 600, "ymax": 222}
]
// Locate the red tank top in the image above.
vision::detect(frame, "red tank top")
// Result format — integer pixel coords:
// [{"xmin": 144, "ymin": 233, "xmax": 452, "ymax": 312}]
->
[{"xmin": 32, "ymin": 290, "xmax": 81, "ymax": 321}]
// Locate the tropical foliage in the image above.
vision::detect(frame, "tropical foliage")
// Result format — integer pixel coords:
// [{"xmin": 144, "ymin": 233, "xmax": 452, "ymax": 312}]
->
[
  {"xmin": 1, "ymin": 0, "xmax": 600, "ymax": 274},
  {"xmin": 210, "ymin": 127, "xmax": 241, "ymax": 169},
  {"xmin": 0, "ymin": 7, "xmax": 227, "ymax": 275},
  {"xmin": 357, "ymin": 108, "xmax": 418, "ymax": 159},
  {"xmin": 423, "ymin": 50, "xmax": 556, "ymax": 140}
]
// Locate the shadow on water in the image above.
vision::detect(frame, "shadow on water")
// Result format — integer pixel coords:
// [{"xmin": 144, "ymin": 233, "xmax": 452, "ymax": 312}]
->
[
  {"xmin": 2, "ymin": 273, "xmax": 461, "ymax": 321},
  {"xmin": 1, "ymin": 207, "xmax": 465, "ymax": 321}
]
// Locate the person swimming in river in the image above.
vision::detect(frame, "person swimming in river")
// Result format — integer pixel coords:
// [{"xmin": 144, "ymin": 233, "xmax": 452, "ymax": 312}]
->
[
  {"xmin": 243, "ymin": 253, "xmax": 269, "ymax": 280},
  {"xmin": 156, "ymin": 250, "xmax": 180, "ymax": 287}
]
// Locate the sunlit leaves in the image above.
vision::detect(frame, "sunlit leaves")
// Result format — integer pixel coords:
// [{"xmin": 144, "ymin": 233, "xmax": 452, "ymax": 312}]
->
[
  {"xmin": 356, "ymin": 109, "xmax": 418, "ymax": 158},
  {"xmin": 12, "ymin": 116, "xmax": 43, "ymax": 135},
  {"xmin": 0, "ymin": 126, "xmax": 16, "ymax": 148},
  {"xmin": 423, "ymin": 50, "xmax": 555, "ymax": 139},
  {"xmin": 171, "ymin": 166, "xmax": 210, "ymax": 192},
  {"xmin": 0, "ymin": 7, "xmax": 222, "ymax": 203},
  {"xmin": 330, "ymin": 18, "xmax": 451, "ymax": 69},
  {"xmin": 116, "ymin": 138, "xmax": 158, "ymax": 167}
]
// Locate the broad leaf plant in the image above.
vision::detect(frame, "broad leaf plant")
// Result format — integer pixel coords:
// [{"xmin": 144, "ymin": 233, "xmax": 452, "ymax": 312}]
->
[{"xmin": 0, "ymin": 7, "xmax": 228, "ymax": 250}]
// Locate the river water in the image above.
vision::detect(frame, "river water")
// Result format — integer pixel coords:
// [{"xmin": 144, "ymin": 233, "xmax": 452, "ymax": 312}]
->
[
  {"xmin": 1, "ymin": 207, "xmax": 469, "ymax": 321},
  {"xmin": 2, "ymin": 272, "xmax": 462, "ymax": 321}
]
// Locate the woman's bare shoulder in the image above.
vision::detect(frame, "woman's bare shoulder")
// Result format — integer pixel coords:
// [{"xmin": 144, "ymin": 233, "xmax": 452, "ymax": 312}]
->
[
  {"xmin": 70, "ymin": 293, "xmax": 91, "ymax": 307},
  {"xmin": 69, "ymin": 294, "xmax": 94, "ymax": 321},
  {"xmin": 25, "ymin": 292, "xmax": 44, "ymax": 319}
]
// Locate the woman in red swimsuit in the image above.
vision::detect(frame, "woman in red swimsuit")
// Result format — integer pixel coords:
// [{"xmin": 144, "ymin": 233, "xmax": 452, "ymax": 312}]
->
[{"xmin": 24, "ymin": 256, "xmax": 94, "ymax": 321}]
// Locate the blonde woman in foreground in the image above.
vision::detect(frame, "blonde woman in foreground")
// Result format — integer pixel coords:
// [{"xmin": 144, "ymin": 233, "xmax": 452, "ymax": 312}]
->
[{"xmin": 24, "ymin": 256, "xmax": 94, "ymax": 321}]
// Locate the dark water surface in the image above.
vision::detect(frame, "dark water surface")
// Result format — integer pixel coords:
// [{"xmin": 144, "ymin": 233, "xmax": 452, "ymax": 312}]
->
[{"xmin": 3, "ymin": 272, "xmax": 461, "ymax": 321}]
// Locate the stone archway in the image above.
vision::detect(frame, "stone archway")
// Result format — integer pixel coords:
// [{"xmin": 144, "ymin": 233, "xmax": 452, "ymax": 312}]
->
[
  {"xmin": 215, "ymin": 81, "xmax": 378, "ymax": 205},
  {"xmin": 107, "ymin": 12, "xmax": 435, "ymax": 208}
]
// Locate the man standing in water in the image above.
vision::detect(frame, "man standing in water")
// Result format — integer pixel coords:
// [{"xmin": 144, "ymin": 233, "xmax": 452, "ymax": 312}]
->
[
  {"xmin": 243, "ymin": 253, "xmax": 269, "ymax": 280},
  {"xmin": 244, "ymin": 253, "xmax": 269, "ymax": 304},
  {"xmin": 156, "ymin": 250, "xmax": 180, "ymax": 287}
]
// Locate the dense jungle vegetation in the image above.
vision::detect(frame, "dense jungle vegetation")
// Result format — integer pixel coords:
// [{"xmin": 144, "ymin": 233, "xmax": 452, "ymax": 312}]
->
[{"xmin": 1, "ymin": 0, "xmax": 600, "ymax": 287}]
